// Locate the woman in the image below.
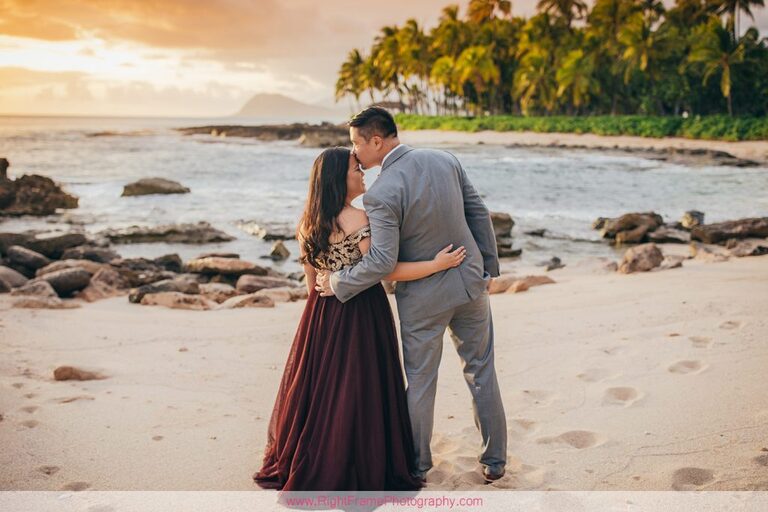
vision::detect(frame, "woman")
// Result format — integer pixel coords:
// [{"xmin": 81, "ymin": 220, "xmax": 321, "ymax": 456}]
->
[{"xmin": 253, "ymin": 147, "xmax": 466, "ymax": 491}]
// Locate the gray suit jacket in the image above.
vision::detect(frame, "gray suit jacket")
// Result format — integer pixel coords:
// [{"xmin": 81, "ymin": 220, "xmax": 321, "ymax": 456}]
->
[{"xmin": 330, "ymin": 144, "xmax": 500, "ymax": 322}]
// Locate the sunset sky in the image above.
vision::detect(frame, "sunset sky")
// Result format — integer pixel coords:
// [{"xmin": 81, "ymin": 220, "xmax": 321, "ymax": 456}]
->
[{"xmin": 1, "ymin": 0, "xmax": 766, "ymax": 117}]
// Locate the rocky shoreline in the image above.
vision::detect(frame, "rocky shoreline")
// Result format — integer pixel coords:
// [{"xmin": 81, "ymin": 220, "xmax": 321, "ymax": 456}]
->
[
  {"xmin": 505, "ymin": 143, "xmax": 761, "ymax": 167},
  {"xmin": 2, "ymin": 159, "xmax": 767, "ymax": 311},
  {"xmin": 3, "ymin": 207, "xmax": 766, "ymax": 311},
  {"xmin": 175, "ymin": 122, "xmax": 349, "ymax": 148}
]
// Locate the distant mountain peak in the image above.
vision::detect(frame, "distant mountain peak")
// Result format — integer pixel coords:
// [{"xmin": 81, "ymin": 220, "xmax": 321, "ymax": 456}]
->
[{"xmin": 235, "ymin": 93, "xmax": 346, "ymax": 122}]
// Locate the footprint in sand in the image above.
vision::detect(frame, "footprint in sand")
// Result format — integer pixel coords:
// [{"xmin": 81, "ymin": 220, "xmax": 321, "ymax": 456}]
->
[
  {"xmin": 537, "ymin": 430, "xmax": 603, "ymax": 449},
  {"xmin": 719, "ymin": 320, "xmax": 741, "ymax": 330},
  {"xmin": 520, "ymin": 389, "xmax": 555, "ymax": 407},
  {"xmin": 577, "ymin": 368, "xmax": 618, "ymax": 383},
  {"xmin": 602, "ymin": 387, "xmax": 642, "ymax": 407},
  {"xmin": 55, "ymin": 395, "xmax": 95, "ymax": 404},
  {"xmin": 21, "ymin": 419, "xmax": 39, "ymax": 428},
  {"xmin": 152, "ymin": 435, "xmax": 164, "ymax": 441},
  {"xmin": 753, "ymin": 454, "xmax": 768, "ymax": 467},
  {"xmin": 508, "ymin": 418, "xmax": 539, "ymax": 439},
  {"xmin": 23, "ymin": 393, "xmax": 37, "ymax": 399},
  {"xmin": 11, "ymin": 382, "xmax": 24, "ymax": 389},
  {"xmin": 668, "ymin": 360, "xmax": 707, "ymax": 375},
  {"xmin": 37, "ymin": 465, "xmax": 60, "ymax": 476},
  {"xmin": 61, "ymin": 481, "xmax": 90, "ymax": 491},
  {"xmin": 689, "ymin": 336, "xmax": 712, "ymax": 348},
  {"xmin": 671, "ymin": 467, "xmax": 714, "ymax": 490},
  {"xmin": 19, "ymin": 405, "xmax": 38, "ymax": 414},
  {"xmin": 432, "ymin": 435, "xmax": 461, "ymax": 456}
]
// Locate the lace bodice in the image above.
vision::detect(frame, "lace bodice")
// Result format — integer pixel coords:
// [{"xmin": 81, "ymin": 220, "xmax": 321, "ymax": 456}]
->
[{"xmin": 315, "ymin": 225, "xmax": 371, "ymax": 272}]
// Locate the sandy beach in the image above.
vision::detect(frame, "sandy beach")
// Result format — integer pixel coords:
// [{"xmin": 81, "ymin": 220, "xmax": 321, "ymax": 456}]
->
[
  {"xmin": 401, "ymin": 129, "xmax": 768, "ymax": 165},
  {"xmin": 1, "ymin": 251, "xmax": 767, "ymax": 492}
]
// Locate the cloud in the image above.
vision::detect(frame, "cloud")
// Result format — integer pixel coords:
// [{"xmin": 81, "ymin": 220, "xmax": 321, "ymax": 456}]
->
[
  {"xmin": 0, "ymin": 0, "xmax": 454, "ymax": 88},
  {"xmin": 0, "ymin": 66, "xmax": 86, "ymax": 87}
]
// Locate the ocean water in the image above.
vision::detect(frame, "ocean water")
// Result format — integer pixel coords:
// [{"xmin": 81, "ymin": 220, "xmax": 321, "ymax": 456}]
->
[{"xmin": 1, "ymin": 115, "xmax": 767, "ymax": 274}]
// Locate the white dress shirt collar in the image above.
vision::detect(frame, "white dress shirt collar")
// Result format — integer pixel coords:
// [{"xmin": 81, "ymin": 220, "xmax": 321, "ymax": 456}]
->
[{"xmin": 381, "ymin": 143, "xmax": 404, "ymax": 168}]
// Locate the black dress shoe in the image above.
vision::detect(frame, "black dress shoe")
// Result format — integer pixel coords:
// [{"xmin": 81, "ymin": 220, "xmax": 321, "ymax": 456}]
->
[
  {"xmin": 482, "ymin": 466, "xmax": 505, "ymax": 482},
  {"xmin": 411, "ymin": 471, "xmax": 427, "ymax": 483}
]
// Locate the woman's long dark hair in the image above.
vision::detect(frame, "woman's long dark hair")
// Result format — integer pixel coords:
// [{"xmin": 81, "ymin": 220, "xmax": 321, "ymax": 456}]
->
[{"xmin": 297, "ymin": 147, "xmax": 350, "ymax": 268}]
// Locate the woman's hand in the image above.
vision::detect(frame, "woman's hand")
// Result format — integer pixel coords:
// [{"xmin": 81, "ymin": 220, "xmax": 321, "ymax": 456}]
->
[{"xmin": 433, "ymin": 244, "xmax": 466, "ymax": 271}]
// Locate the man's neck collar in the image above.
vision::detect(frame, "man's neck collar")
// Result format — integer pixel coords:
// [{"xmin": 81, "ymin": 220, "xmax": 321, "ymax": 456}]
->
[{"xmin": 380, "ymin": 141, "xmax": 403, "ymax": 167}]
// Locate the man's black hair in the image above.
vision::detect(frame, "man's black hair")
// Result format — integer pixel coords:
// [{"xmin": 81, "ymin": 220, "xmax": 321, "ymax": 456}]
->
[{"xmin": 348, "ymin": 106, "xmax": 398, "ymax": 140}]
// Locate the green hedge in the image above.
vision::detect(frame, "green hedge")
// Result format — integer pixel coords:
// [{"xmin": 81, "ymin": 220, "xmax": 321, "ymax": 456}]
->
[{"xmin": 395, "ymin": 114, "xmax": 768, "ymax": 141}]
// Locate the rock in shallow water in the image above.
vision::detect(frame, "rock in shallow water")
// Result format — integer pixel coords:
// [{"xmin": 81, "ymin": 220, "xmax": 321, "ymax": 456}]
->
[
  {"xmin": 691, "ymin": 217, "xmax": 768, "ymax": 245},
  {"xmin": 269, "ymin": 241, "xmax": 291, "ymax": 261},
  {"xmin": 98, "ymin": 222, "xmax": 235, "ymax": 244},
  {"xmin": 0, "ymin": 159, "xmax": 78, "ymax": 215},
  {"xmin": 121, "ymin": 178, "xmax": 190, "ymax": 197}
]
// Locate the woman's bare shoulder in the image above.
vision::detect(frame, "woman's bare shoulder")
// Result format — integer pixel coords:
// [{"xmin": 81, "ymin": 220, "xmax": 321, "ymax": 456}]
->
[{"xmin": 337, "ymin": 206, "xmax": 369, "ymax": 233}]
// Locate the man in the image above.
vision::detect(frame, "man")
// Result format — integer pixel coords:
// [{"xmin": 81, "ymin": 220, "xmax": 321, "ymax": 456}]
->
[{"xmin": 315, "ymin": 107, "xmax": 507, "ymax": 482}]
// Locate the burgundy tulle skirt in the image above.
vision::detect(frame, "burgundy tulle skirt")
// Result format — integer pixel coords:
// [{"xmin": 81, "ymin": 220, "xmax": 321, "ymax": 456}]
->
[{"xmin": 253, "ymin": 283, "xmax": 423, "ymax": 491}]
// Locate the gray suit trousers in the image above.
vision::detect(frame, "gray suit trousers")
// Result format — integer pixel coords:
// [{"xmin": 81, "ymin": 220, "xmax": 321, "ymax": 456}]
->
[{"xmin": 399, "ymin": 289, "xmax": 507, "ymax": 474}]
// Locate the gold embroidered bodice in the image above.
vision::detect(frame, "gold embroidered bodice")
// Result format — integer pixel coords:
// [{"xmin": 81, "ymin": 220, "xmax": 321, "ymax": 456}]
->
[{"xmin": 315, "ymin": 225, "xmax": 371, "ymax": 272}]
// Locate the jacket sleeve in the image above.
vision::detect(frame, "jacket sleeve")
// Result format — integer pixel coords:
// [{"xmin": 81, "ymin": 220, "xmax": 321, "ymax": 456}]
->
[
  {"xmin": 329, "ymin": 191, "xmax": 401, "ymax": 303},
  {"xmin": 453, "ymin": 155, "xmax": 500, "ymax": 278}
]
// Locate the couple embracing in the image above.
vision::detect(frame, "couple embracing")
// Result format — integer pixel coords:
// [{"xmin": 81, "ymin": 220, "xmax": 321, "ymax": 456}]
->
[{"xmin": 253, "ymin": 107, "xmax": 507, "ymax": 491}]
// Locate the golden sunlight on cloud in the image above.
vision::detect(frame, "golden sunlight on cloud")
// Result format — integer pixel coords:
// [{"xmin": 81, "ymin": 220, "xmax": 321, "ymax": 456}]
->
[{"xmin": 0, "ymin": 0, "xmax": 417, "ymax": 115}]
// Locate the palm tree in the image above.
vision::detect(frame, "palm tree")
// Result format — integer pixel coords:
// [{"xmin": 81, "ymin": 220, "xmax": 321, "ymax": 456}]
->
[
  {"xmin": 665, "ymin": 0, "xmax": 721, "ymax": 30},
  {"xmin": 454, "ymin": 45, "xmax": 501, "ymax": 115},
  {"xmin": 556, "ymin": 49, "xmax": 601, "ymax": 110},
  {"xmin": 370, "ymin": 26, "xmax": 403, "ymax": 107},
  {"xmin": 536, "ymin": 0, "xmax": 588, "ymax": 28},
  {"xmin": 715, "ymin": 0, "xmax": 765, "ymax": 38},
  {"xmin": 514, "ymin": 45, "xmax": 557, "ymax": 114},
  {"xmin": 398, "ymin": 19, "xmax": 431, "ymax": 113},
  {"xmin": 360, "ymin": 56, "xmax": 383, "ymax": 105},
  {"xmin": 467, "ymin": 0, "xmax": 512, "ymax": 23},
  {"xmin": 587, "ymin": 0, "xmax": 641, "ymax": 113},
  {"xmin": 335, "ymin": 49, "xmax": 365, "ymax": 111},
  {"xmin": 431, "ymin": 5, "xmax": 468, "ymax": 58},
  {"xmin": 618, "ymin": 8, "xmax": 677, "ymax": 113},
  {"xmin": 688, "ymin": 15, "xmax": 747, "ymax": 114},
  {"xmin": 430, "ymin": 56, "xmax": 458, "ymax": 114}
]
